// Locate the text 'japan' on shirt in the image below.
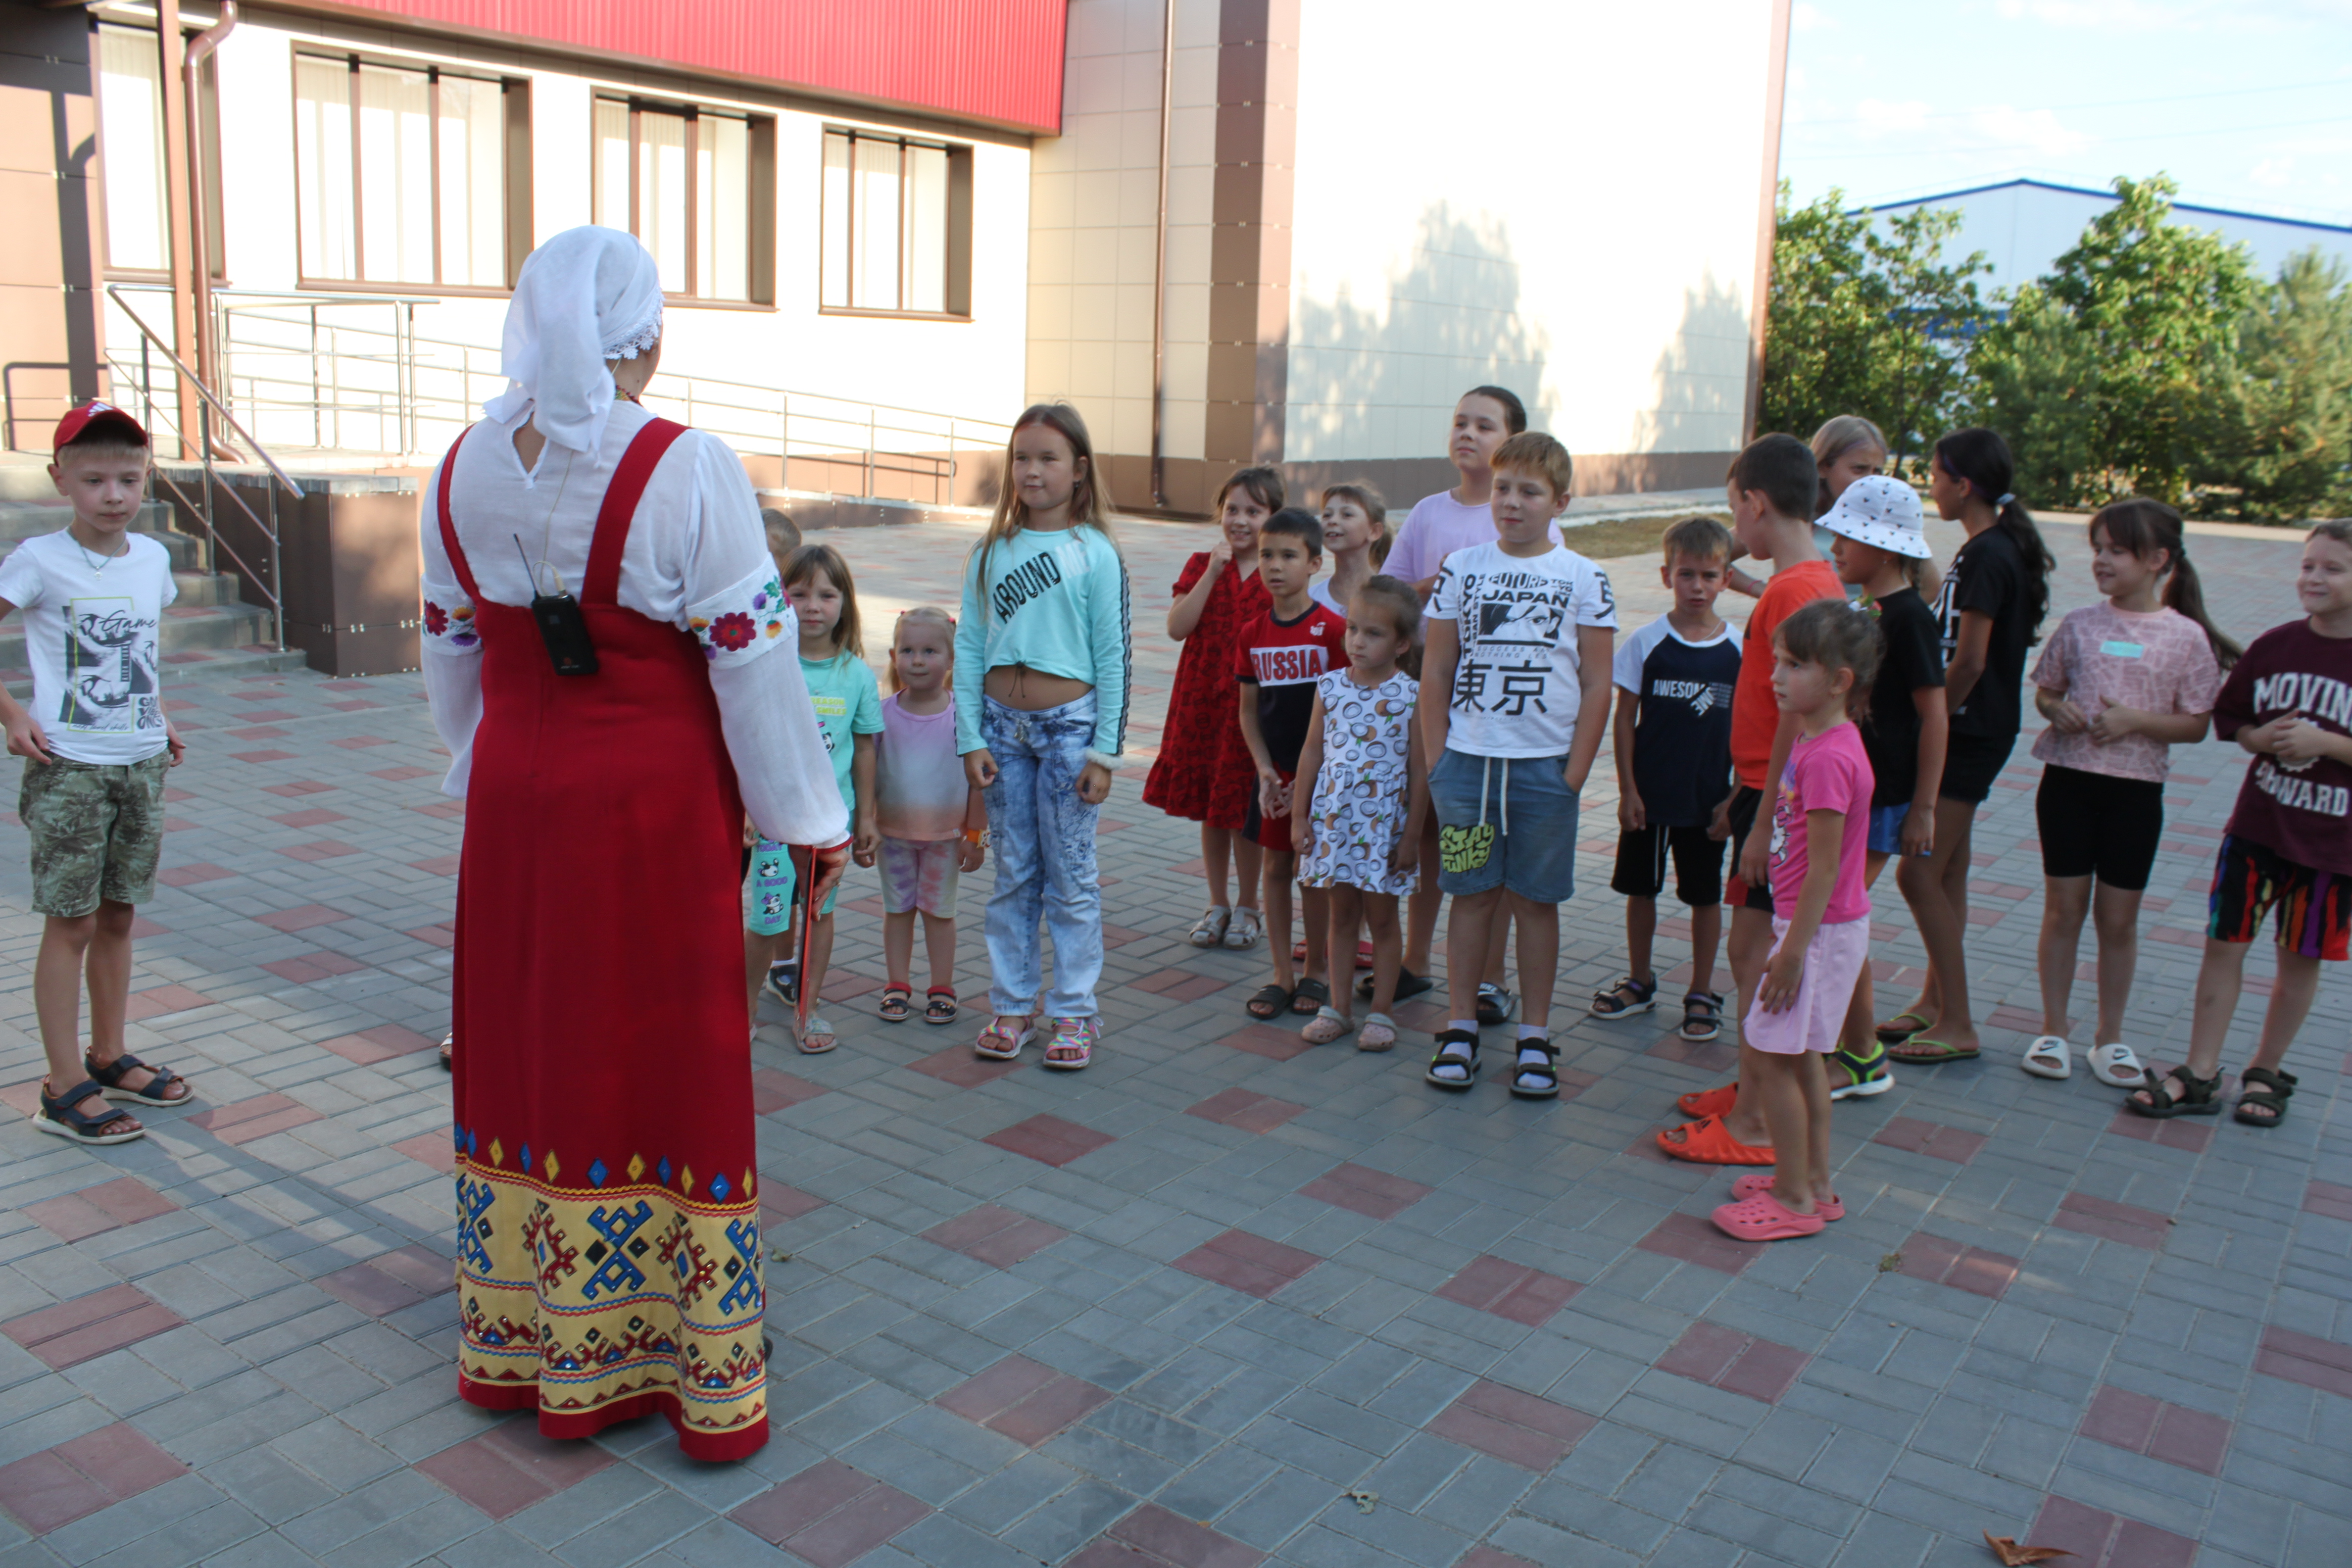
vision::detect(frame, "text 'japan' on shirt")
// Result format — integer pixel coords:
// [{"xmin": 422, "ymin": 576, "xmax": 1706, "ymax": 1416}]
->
[{"xmin": 1427, "ymin": 541, "xmax": 1618, "ymax": 760}]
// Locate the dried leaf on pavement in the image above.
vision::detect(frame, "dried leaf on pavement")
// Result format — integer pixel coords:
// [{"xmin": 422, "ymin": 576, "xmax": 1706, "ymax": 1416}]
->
[{"xmin": 1985, "ymin": 1530, "xmax": 2074, "ymax": 1564}]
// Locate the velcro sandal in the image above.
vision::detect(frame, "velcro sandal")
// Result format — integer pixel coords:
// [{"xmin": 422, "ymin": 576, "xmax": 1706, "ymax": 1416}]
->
[
  {"xmin": 1678, "ymin": 991, "xmax": 1724, "ymax": 1042},
  {"xmin": 35, "ymin": 1080, "xmax": 144, "ymax": 1145},
  {"xmin": 85, "ymin": 1052, "xmax": 194, "ymax": 1107},
  {"xmin": 2234, "ymin": 1065, "xmax": 2297, "ymax": 1127},
  {"xmin": 1510, "ymin": 1039, "xmax": 1560, "ymax": 1100},
  {"xmin": 1590, "ymin": 975, "xmax": 1658, "ymax": 1018},
  {"xmin": 2126, "ymin": 1064, "xmax": 2221, "ymax": 1118},
  {"xmin": 924, "ymin": 986, "xmax": 958, "ymax": 1026},
  {"xmin": 1424, "ymin": 1029, "xmax": 1479, "ymax": 1090}
]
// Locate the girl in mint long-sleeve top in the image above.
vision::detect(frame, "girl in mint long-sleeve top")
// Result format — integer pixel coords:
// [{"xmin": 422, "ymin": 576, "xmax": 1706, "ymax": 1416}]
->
[{"xmin": 956, "ymin": 403, "xmax": 1132, "ymax": 1072}]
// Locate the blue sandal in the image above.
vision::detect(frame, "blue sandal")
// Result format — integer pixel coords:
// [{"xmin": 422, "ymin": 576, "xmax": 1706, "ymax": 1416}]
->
[
  {"xmin": 85, "ymin": 1051, "xmax": 195, "ymax": 1107},
  {"xmin": 36, "ymin": 1079, "xmax": 145, "ymax": 1144}
]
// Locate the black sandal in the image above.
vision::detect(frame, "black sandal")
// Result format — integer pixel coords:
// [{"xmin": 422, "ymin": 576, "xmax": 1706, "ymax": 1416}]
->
[
  {"xmin": 439, "ymin": 1034, "xmax": 454, "ymax": 1071},
  {"xmin": 924, "ymin": 986, "xmax": 958, "ymax": 1026},
  {"xmin": 1290, "ymin": 978, "xmax": 1331, "ymax": 1017},
  {"xmin": 84, "ymin": 1051, "xmax": 193, "ymax": 1108},
  {"xmin": 877, "ymin": 984, "xmax": 913, "ymax": 1023},
  {"xmin": 2234, "ymin": 1066, "xmax": 2298, "ymax": 1127},
  {"xmin": 1424, "ymin": 1029, "xmax": 1479, "ymax": 1090},
  {"xmin": 1510, "ymin": 1039, "xmax": 1559, "ymax": 1100},
  {"xmin": 2126, "ymin": 1064, "xmax": 2222, "ymax": 1119},
  {"xmin": 1246, "ymin": 983, "xmax": 1295, "ymax": 1020},
  {"xmin": 35, "ymin": 1079, "xmax": 144, "ymax": 1144},
  {"xmin": 1679, "ymin": 991, "xmax": 1724, "ymax": 1042},
  {"xmin": 1358, "ymin": 967, "xmax": 1433, "ymax": 1002},
  {"xmin": 1589, "ymin": 975, "xmax": 1658, "ymax": 1018}
]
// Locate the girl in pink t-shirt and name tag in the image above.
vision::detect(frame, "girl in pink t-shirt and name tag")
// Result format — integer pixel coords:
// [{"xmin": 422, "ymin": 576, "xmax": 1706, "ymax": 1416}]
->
[
  {"xmin": 873, "ymin": 607, "xmax": 988, "ymax": 1025},
  {"xmin": 2020, "ymin": 501, "xmax": 2235, "ymax": 1089},
  {"xmin": 1712, "ymin": 598, "xmax": 1879, "ymax": 1243}
]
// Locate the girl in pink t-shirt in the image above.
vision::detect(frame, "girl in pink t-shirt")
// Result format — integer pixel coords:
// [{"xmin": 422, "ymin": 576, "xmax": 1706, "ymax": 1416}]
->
[
  {"xmin": 1713, "ymin": 599, "xmax": 1878, "ymax": 1244},
  {"xmin": 874, "ymin": 608, "xmax": 988, "ymax": 1025},
  {"xmin": 2021, "ymin": 500, "xmax": 2237, "ymax": 1088}
]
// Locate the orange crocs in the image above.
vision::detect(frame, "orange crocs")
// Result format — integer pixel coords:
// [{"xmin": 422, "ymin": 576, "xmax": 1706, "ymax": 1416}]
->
[{"xmin": 1656, "ymin": 1114, "xmax": 1775, "ymax": 1166}]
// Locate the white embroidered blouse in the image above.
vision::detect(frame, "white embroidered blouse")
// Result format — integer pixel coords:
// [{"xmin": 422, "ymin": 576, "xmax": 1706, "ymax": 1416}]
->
[{"xmin": 419, "ymin": 400, "xmax": 847, "ymax": 847}]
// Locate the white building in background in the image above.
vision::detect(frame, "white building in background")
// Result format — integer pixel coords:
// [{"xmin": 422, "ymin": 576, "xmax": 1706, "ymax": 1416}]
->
[{"xmin": 1863, "ymin": 178, "xmax": 2352, "ymax": 294}]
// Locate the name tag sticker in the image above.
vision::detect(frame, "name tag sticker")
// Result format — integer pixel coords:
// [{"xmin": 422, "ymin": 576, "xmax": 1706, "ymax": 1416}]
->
[{"xmin": 2101, "ymin": 640, "xmax": 2145, "ymax": 658}]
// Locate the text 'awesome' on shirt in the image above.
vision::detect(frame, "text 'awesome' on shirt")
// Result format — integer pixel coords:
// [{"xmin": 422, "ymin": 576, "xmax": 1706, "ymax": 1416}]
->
[
  {"xmin": 2214, "ymin": 620, "xmax": 2352, "ymax": 876},
  {"xmin": 0, "ymin": 531, "xmax": 177, "ymax": 766},
  {"xmin": 1611, "ymin": 615, "xmax": 1741, "ymax": 827},
  {"xmin": 1427, "ymin": 541, "xmax": 1617, "ymax": 760},
  {"xmin": 1234, "ymin": 602, "xmax": 1347, "ymax": 771}
]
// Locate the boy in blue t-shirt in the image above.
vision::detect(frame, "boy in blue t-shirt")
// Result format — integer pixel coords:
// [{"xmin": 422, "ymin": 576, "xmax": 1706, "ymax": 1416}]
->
[{"xmin": 1594, "ymin": 518, "xmax": 1742, "ymax": 1042}]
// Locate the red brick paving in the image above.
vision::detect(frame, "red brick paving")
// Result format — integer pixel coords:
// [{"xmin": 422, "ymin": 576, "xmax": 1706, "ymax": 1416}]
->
[
  {"xmin": 1456, "ymin": 1552, "xmax": 1541, "ymax": 1568},
  {"xmin": 2303, "ymin": 1179, "xmax": 2352, "ymax": 1222},
  {"xmin": 318, "ymin": 1024, "xmax": 437, "ymax": 1065},
  {"xmin": 1172, "ymin": 1228, "xmax": 1322, "ymax": 1298},
  {"xmin": 2255, "ymin": 1325, "xmax": 2352, "ymax": 1399},
  {"xmin": 1427, "ymin": 1379, "xmax": 1595, "ymax": 1471},
  {"xmin": 1657, "ymin": 1321, "xmax": 1812, "ymax": 1404},
  {"xmin": 22, "ymin": 1177, "xmax": 177, "ymax": 1243},
  {"xmin": 728, "ymin": 1459, "xmax": 931, "ymax": 1565},
  {"xmin": 1216, "ymin": 1021, "xmax": 1317, "ymax": 1062},
  {"xmin": 228, "ymin": 750, "xmax": 295, "ymax": 764},
  {"xmin": 1, "ymin": 1283, "xmax": 184, "ymax": 1370},
  {"xmin": 317, "ymin": 1245, "xmax": 453, "ymax": 1318},
  {"xmin": 278, "ymin": 839, "xmax": 363, "ymax": 861},
  {"xmin": 983, "ymin": 1113, "xmax": 1116, "ymax": 1167},
  {"xmin": 2023, "ymin": 1495, "xmax": 2197, "ymax": 1568},
  {"xmin": 410, "ymin": 854, "xmax": 463, "ymax": 876},
  {"xmin": 330, "ymin": 734, "xmax": 394, "ymax": 748},
  {"xmin": 921, "ymin": 1205, "xmax": 1070, "ymax": 1268},
  {"xmin": 761, "ymin": 1185, "xmax": 828, "ymax": 1225},
  {"xmin": 1297, "ymin": 1162, "xmax": 1434, "ymax": 1221},
  {"xmin": 185, "ymin": 1092, "xmax": 324, "ymax": 1145},
  {"xmin": 268, "ymin": 807, "xmax": 349, "ymax": 828},
  {"xmin": 390, "ymin": 1132, "xmax": 455, "ymax": 1174},
  {"xmin": 908, "ymin": 1043, "xmax": 1022, "ymax": 1087},
  {"xmin": 0, "ymin": 1422, "xmax": 186, "ymax": 1532},
  {"xmin": 1870, "ymin": 1116, "xmax": 1988, "ymax": 1164},
  {"xmin": 1644, "ymin": 1031, "xmax": 1739, "ymax": 1074},
  {"xmin": 1434, "ymin": 1256, "xmax": 1583, "ymax": 1326},
  {"xmin": 417, "ymin": 1419, "xmax": 618, "ymax": 1521},
  {"xmin": 749, "ymin": 1068, "xmax": 828, "ymax": 1113},
  {"xmin": 1184, "ymin": 1087, "xmax": 1306, "ymax": 1133},
  {"xmin": 2077, "ymin": 1385, "xmax": 2232, "ymax": 1475},
  {"xmin": 2053, "ymin": 1192, "xmax": 2173, "ymax": 1250},
  {"xmin": 1894, "ymin": 1232, "xmax": 2020, "ymax": 1300},
  {"xmin": 1635, "ymin": 1212, "xmax": 1764, "ymax": 1276},
  {"xmin": 369, "ymin": 765, "xmax": 440, "ymax": 781},
  {"xmin": 2107, "ymin": 1104, "xmax": 2214, "ymax": 1154},
  {"xmin": 261, "ymin": 951, "xmax": 371, "ymax": 985},
  {"xmin": 254, "ymin": 902, "xmax": 349, "ymax": 932},
  {"xmin": 936, "ymin": 1356, "xmax": 1113, "ymax": 1445},
  {"xmin": 1065, "ymin": 1502, "xmax": 1265, "ymax": 1568},
  {"xmin": 261, "ymin": 779, "xmax": 337, "ymax": 796},
  {"xmin": 1132, "ymin": 967, "xmax": 1228, "ymax": 1003}
]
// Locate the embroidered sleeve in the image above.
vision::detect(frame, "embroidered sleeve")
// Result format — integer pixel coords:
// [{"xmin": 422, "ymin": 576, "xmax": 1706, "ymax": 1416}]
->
[
  {"xmin": 420, "ymin": 582, "xmax": 482, "ymax": 657},
  {"xmin": 685, "ymin": 563, "xmax": 791, "ymax": 668}
]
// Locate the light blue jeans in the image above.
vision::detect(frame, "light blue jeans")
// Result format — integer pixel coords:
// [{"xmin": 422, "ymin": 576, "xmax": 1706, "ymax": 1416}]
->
[{"xmin": 980, "ymin": 693, "xmax": 1103, "ymax": 1018}]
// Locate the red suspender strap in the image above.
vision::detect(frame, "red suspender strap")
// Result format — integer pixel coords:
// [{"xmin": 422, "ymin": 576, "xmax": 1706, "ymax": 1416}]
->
[
  {"xmin": 435, "ymin": 425, "xmax": 484, "ymax": 604},
  {"xmin": 583, "ymin": 417, "xmax": 689, "ymax": 608}
]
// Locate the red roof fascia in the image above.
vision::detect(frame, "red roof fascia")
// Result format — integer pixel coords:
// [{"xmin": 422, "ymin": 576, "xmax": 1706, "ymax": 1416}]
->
[{"xmin": 278, "ymin": 0, "xmax": 1068, "ymax": 133}]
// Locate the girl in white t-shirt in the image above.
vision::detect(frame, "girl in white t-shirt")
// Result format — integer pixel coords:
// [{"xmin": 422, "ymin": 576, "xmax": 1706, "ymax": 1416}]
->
[
  {"xmin": 1310, "ymin": 483, "xmax": 1388, "ymax": 619},
  {"xmin": 874, "ymin": 607, "xmax": 988, "ymax": 1026}
]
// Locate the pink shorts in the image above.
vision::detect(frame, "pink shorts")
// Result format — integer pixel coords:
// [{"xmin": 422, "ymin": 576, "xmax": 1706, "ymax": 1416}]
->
[
  {"xmin": 879, "ymin": 836, "xmax": 959, "ymax": 918},
  {"xmin": 1741, "ymin": 916, "xmax": 1869, "ymax": 1054}
]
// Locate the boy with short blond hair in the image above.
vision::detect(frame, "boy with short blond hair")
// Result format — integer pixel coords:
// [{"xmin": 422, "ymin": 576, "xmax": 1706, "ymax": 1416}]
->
[
  {"xmin": 1418, "ymin": 431, "xmax": 1617, "ymax": 1099},
  {"xmin": 0, "ymin": 403, "xmax": 195, "ymax": 1145},
  {"xmin": 1595, "ymin": 516, "xmax": 1742, "ymax": 1041}
]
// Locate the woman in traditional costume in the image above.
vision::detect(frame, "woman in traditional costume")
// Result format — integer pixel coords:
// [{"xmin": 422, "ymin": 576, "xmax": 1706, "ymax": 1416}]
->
[{"xmin": 421, "ymin": 227, "xmax": 848, "ymax": 1461}]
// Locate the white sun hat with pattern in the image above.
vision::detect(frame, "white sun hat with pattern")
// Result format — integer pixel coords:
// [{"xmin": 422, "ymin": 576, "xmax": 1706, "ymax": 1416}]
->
[{"xmin": 1818, "ymin": 474, "xmax": 1930, "ymax": 559}]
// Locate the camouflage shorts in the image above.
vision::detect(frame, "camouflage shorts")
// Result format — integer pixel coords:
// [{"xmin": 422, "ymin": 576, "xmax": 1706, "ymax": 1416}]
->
[{"xmin": 18, "ymin": 752, "xmax": 170, "ymax": 917}]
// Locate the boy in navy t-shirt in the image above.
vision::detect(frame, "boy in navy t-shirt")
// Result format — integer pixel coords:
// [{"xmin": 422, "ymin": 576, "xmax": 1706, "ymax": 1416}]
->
[
  {"xmin": 1595, "ymin": 518, "xmax": 1742, "ymax": 1041},
  {"xmin": 1236, "ymin": 509, "xmax": 1348, "ymax": 1020}
]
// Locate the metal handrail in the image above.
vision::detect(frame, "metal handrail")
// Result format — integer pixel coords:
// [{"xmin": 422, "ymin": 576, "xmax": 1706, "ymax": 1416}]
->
[{"xmin": 104, "ymin": 285, "xmax": 296, "ymax": 650}]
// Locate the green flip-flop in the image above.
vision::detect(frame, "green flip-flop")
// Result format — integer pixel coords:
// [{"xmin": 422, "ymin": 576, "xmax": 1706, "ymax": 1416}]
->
[
  {"xmin": 1874, "ymin": 1009, "xmax": 1932, "ymax": 1045},
  {"xmin": 1886, "ymin": 1035, "xmax": 1978, "ymax": 1064}
]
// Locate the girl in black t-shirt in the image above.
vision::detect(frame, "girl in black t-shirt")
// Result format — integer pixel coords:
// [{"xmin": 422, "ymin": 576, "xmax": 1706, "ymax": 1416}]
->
[{"xmin": 1884, "ymin": 429, "xmax": 2053, "ymax": 1067}]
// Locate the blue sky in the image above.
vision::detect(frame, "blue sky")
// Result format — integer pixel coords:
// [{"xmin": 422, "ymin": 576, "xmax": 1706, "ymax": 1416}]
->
[{"xmin": 1781, "ymin": 0, "xmax": 2352, "ymax": 225}]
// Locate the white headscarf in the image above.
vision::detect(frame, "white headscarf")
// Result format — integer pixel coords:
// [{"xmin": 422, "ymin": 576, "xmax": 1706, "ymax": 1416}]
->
[{"xmin": 482, "ymin": 226, "xmax": 665, "ymax": 455}]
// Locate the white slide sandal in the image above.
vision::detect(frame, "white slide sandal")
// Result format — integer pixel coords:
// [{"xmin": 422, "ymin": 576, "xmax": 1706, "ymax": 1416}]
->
[
  {"xmin": 2087, "ymin": 1042, "xmax": 2146, "ymax": 1089},
  {"xmin": 2021, "ymin": 1035, "xmax": 2072, "ymax": 1079}
]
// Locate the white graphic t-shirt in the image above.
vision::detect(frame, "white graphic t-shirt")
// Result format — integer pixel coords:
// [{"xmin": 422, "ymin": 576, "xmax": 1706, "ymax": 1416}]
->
[
  {"xmin": 1426, "ymin": 541, "xmax": 1617, "ymax": 758},
  {"xmin": 0, "ymin": 531, "xmax": 177, "ymax": 765}
]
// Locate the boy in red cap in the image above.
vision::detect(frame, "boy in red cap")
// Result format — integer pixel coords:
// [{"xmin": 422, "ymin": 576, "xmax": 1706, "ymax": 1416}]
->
[{"xmin": 0, "ymin": 402, "xmax": 194, "ymax": 1143}]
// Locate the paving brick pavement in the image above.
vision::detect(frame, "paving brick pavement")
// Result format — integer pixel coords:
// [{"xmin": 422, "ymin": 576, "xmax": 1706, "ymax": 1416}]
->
[{"xmin": 0, "ymin": 510, "xmax": 2345, "ymax": 1566}]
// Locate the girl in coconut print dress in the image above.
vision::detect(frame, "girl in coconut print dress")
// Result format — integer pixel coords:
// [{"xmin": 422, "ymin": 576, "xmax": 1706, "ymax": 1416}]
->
[{"xmin": 1294, "ymin": 577, "xmax": 1428, "ymax": 1051}]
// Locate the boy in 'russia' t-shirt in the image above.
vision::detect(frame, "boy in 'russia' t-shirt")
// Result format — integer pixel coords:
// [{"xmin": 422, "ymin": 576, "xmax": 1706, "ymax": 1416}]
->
[{"xmin": 2131, "ymin": 522, "xmax": 2352, "ymax": 1128}]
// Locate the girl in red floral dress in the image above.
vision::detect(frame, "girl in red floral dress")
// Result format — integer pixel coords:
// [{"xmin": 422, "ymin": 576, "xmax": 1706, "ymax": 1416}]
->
[{"xmin": 1146, "ymin": 467, "xmax": 1282, "ymax": 949}]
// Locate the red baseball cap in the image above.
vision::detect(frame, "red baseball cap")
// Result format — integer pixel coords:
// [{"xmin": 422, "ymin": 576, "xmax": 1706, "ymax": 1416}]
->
[{"xmin": 51, "ymin": 401, "xmax": 148, "ymax": 455}]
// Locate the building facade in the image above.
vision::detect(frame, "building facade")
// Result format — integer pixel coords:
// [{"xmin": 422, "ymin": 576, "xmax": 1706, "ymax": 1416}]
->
[{"xmin": 6, "ymin": 0, "xmax": 1791, "ymax": 513}]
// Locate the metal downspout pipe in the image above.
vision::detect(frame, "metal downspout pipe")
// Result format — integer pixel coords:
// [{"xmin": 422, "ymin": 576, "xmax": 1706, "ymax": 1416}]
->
[{"xmin": 1147, "ymin": 0, "xmax": 1176, "ymax": 509}]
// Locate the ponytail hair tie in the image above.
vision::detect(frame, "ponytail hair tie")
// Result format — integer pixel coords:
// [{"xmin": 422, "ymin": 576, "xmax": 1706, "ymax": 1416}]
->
[{"xmin": 1996, "ymin": 492, "xmax": 2016, "ymax": 506}]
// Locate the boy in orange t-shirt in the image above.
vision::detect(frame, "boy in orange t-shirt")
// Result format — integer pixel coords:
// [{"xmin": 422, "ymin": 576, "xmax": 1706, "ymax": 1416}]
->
[{"xmin": 1662, "ymin": 434, "xmax": 1844, "ymax": 1164}]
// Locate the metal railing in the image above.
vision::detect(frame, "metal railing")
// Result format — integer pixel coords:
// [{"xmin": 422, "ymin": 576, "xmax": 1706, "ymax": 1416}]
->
[
  {"xmin": 104, "ymin": 286, "xmax": 1013, "ymax": 505},
  {"xmin": 102, "ymin": 286, "xmax": 298, "ymax": 651}
]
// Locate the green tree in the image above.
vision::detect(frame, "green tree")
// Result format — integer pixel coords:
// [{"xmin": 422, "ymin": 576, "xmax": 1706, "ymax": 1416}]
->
[
  {"xmin": 2204, "ymin": 248, "xmax": 2352, "ymax": 520},
  {"xmin": 1757, "ymin": 184, "xmax": 1991, "ymax": 464},
  {"xmin": 1973, "ymin": 174, "xmax": 2260, "ymax": 506}
]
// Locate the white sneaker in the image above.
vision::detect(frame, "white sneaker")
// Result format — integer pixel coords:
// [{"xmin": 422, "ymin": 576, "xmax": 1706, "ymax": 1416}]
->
[{"xmin": 2021, "ymin": 1035, "xmax": 2072, "ymax": 1079}]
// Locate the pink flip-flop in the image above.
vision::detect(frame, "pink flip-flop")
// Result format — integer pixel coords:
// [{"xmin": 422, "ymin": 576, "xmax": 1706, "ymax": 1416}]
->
[
  {"xmin": 1729, "ymin": 1173, "xmax": 1845, "ymax": 1221},
  {"xmin": 1711, "ymin": 1192, "xmax": 1828, "ymax": 1241}
]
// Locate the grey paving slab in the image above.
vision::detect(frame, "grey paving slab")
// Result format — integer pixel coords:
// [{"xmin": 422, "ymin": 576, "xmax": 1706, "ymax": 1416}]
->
[{"xmin": 0, "ymin": 513, "xmax": 2341, "ymax": 1566}]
